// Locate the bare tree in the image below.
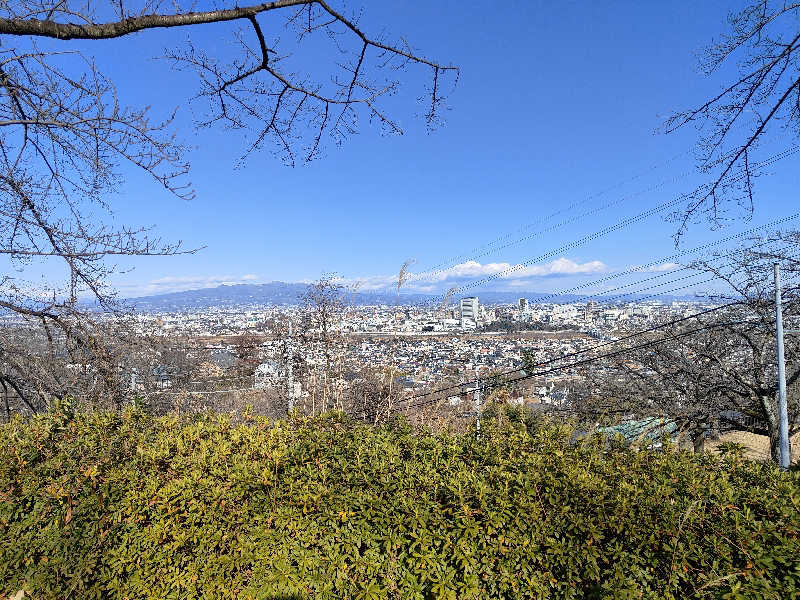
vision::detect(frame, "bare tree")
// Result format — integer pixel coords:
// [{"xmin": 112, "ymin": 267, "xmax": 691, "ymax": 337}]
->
[
  {"xmin": 385, "ymin": 258, "xmax": 414, "ymax": 418},
  {"xmin": 265, "ymin": 315, "xmax": 303, "ymax": 413},
  {"xmin": 590, "ymin": 234, "xmax": 799, "ymax": 462},
  {"xmin": 299, "ymin": 273, "xmax": 344, "ymax": 413},
  {"xmin": 0, "ymin": 1, "xmax": 456, "ymax": 412},
  {"xmin": 232, "ymin": 332, "xmax": 263, "ymax": 377},
  {"xmin": 665, "ymin": 1, "xmax": 800, "ymax": 240},
  {"xmin": 0, "ymin": 310, "xmax": 158, "ymax": 413},
  {"xmin": 439, "ymin": 285, "xmax": 457, "ymax": 320}
]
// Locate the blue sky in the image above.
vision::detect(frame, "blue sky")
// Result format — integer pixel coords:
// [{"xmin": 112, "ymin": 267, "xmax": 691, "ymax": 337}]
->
[{"xmin": 12, "ymin": 0, "xmax": 800, "ymax": 299}]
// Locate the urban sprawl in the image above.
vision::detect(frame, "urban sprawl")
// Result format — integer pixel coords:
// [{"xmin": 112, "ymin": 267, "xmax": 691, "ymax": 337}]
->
[{"xmin": 107, "ymin": 297, "xmax": 716, "ymax": 409}]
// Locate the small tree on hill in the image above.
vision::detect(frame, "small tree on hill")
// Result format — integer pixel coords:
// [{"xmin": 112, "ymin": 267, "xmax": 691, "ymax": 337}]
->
[{"xmin": 300, "ymin": 274, "xmax": 344, "ymax": 414}]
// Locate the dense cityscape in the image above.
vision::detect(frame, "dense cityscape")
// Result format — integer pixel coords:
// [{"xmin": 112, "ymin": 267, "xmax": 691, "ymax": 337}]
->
[{"xmin": 73, "ymin": 294, "xmax": 715, "ymax": 411}]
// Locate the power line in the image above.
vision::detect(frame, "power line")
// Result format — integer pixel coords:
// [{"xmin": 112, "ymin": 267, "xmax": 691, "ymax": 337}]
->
[
  {"xmin": 410, "ymin": 212, "xmax": 800, "ymax": 311},
  {"xmin": 412, "ymin": 156, "xmax": 697, "ymax": 283},
  {"xmin": 439, "ymin": 146, "xmax": 800, "ymax": 298},
  {"xmin": 413, "ymin": 123, "xmax": 765, "ymax": 280},
  {"xmin": 525, "ymin": 220, "xmax": 800, "ymax": 305},
  {"xmin": 400, "ymin": 311, "xmax": 747, "ymax": 412},
  {"xmin": 595, "ymin": 244, "xmax": 800, "ymax": 306},
  {"xmin": 408, "ymin": 212, "xmax": 799, "ymax": 315},
  {"xmin": 399, "ymin": 302, "xmax": 740, "ymax": 408},
  {"xmin": 418, "ymin": 248, "xmax": 800, "ymax": 402},
  {"xmin": 587, "ymin": 273, "xmax": 718, "ymax": 306},
  {"xmin": 578, "ymin": 246, "xmax": 800, "ymax": 305},
  {"xmin": 497, "ymin": 320, "xmax": 747, "ymax": 392}
]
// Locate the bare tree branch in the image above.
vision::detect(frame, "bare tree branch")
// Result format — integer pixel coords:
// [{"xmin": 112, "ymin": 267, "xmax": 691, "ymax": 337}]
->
[
  {"xmin": 665, "ymin": 1, "xmax": 800, "ymax": 241},
  {"xmin": 0, "ymin": 0, "xmax": 457, "ymax": 413}
]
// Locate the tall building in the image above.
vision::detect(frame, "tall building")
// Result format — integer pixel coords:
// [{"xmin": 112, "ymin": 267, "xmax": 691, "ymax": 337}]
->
[
  {"xmin": 460, "ymin": 297, "xmax": 480, "ymax": 322},
  {"xmin": 518, "ymin": 298, "xmax": 529, "ymax": 313},
  {"xmin": 584, "ymin": 300, "xmax": 596, "ymax": 323}
]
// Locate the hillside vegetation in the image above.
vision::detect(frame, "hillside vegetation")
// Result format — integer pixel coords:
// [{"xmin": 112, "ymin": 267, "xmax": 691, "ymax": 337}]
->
[{"xmin": 1, "ymin": 407, "xmax": 799, "ymax": 599}]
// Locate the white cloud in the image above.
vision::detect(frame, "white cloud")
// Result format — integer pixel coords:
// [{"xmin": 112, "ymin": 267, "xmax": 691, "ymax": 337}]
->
[
  {"xmin": 411, "ymin": 258, "xmax": 607, "ymax": 284},
  {"xmin": 327, "ymin": 258, "xmax": 606, "ymax": 294},
  {"xmin": 113, "ymin": 258, "xmax": 608, "ymax": 298},
  {"xmin": 645, "ymin": 262, "xmax": 682, "ymax": 272},
  {"xmin": 330, "ymin": 274, "xmax": 398, "ymax": 292},
  {"xmin": 514, "ymin": 258, "xmax": 607, "ymax": 278}
]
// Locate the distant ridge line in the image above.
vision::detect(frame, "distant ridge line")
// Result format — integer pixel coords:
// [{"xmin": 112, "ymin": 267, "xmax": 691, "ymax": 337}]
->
[{"xmin": 120, "ymin": 282, "xmax": 703, "ymax": 312}]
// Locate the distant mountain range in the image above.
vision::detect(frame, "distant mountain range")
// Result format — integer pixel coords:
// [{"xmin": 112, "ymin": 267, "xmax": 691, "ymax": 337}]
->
[
  {"xmin": 124, "ymin": 282, "xmax": 436, "ymax": 311},
  {"xmin": 121, "ymin": 282, "xmax": 702, "ymax": 312}
]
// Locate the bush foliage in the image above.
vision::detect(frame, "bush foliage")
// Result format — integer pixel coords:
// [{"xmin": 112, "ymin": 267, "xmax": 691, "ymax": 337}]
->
[{"xmin": 1, "ymin": 406, "xmax": 799, "ymax": 599}]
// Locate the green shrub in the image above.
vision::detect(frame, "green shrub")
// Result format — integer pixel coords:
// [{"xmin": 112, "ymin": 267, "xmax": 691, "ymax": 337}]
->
[{"xmin": 1, "ymin": 409, "xmax": 798, "ymax": 599}]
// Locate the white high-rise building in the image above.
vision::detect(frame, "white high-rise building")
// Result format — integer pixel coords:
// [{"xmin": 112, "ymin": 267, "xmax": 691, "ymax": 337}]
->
[
  {"xmin": 519, "ymin": 298, "xmax": 529, "ymax": 313},
  {"xmin": 584, "ymin": 300, "xmax": 596, "ymax": 323},
  {"xmin": 460, "ymin": 297, "xmax": 480, "ymax": 323}
]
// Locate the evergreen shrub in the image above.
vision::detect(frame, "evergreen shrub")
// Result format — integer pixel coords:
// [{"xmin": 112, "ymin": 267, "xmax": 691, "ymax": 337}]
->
[{"xmin": 1, "ymin": 408, "xmax": 798, "ymax": 599}]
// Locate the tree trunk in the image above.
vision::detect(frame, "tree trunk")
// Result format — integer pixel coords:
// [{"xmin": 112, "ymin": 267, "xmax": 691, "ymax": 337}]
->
[
  {"xmin": 1, "ymin": 380, "xmax": 8, "ymax": 423},
  {"xmin": 709, "ymin": 416, "xmax": 721, "ymax": 441},
  {"xmin": 760, "ymin": 393, "xmax": 782, "ymax": 464},
  {"xmin": 768, "ymin": 429, "xmax": 782, "ymax": 464},
  {"xmin": 693, "ymin": 431, "xmax": 706, "ymax": 454}
]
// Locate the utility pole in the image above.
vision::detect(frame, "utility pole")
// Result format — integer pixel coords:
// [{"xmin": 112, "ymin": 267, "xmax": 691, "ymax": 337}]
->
[
  {"xmin": 474, "ymin": 370, "xmax": 482, "ymax": 440},
  {"xmin": 287, "ymin": 321, "xmax": 295, "ymax": 414},
  {"xmin": 774, "ymin": 263, "xmax": 791, "ymax": 469}
]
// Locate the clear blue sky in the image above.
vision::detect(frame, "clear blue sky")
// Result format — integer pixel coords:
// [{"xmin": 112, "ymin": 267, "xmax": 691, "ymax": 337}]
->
[{"xmin": 25, "ymin": 1, "xmax": 800, "ymax": 298}]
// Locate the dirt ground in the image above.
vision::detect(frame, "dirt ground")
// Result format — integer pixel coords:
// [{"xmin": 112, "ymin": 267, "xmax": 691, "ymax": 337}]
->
[{"xmin": 707, "ymin": 431, "xmax": 800, "ymax": 464}]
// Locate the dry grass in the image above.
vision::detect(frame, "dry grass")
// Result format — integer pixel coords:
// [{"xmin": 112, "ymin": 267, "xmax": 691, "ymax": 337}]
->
[{"xmin": 707, "ymin": 431, "xmax": 800, "ymax": 464}]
